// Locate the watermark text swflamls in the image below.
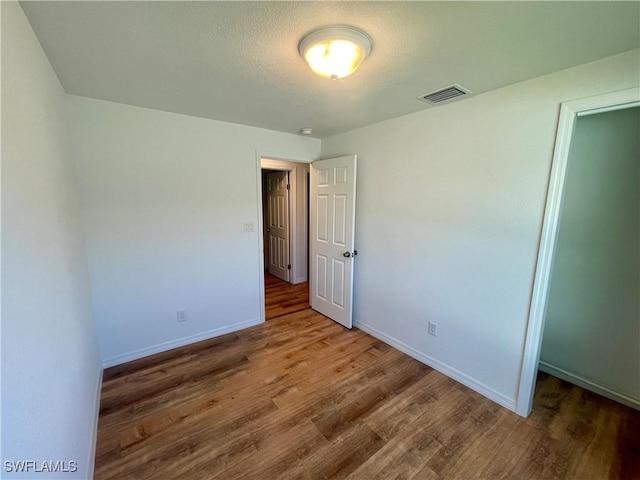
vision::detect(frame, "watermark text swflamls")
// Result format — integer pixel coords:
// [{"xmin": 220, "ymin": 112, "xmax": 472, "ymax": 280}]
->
[{"xmin": 4, "ymin": 460, "xmax": 78, "ymax": 473}]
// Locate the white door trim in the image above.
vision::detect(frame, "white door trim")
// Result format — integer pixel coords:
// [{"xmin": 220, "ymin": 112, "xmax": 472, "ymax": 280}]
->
[
  {"xmin": 255, "ymin": 150, "xmax": 315, "ymax": 324},
  {"xmin": 515, "ymin": 87, "xmax": 640, "ymax": 417}
]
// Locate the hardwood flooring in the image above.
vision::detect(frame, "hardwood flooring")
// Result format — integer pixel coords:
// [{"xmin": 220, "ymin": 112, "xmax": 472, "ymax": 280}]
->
[
  {"xmin": 95, "ymin": 308, "xmax": 639, "ymax": 479},
  {"xmin": 265, "ymin": 273, "xmax": 309, "ymax": 320}
]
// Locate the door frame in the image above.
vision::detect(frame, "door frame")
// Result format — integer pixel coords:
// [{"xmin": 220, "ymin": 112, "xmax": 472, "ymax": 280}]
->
[
  {"xmin": 255, "ymin": 150, "xmax": 315, "ymax": 324},
  {"xmin": 515, "ymin": 87, "xmax": 640, "ymax": 417}
]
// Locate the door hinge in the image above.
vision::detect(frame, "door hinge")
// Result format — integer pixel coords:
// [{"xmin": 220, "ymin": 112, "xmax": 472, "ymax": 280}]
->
[
  {"xmin": 286, "ymin": 184, "xmax": 290, "ymax": 190},
  {"xmin": 287, "ymin": 264, "xmax": 291, "ymax": 270}
]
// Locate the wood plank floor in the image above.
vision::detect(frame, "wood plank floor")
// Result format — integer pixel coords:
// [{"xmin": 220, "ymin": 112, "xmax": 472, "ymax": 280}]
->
[
  {"xmin": 265, "ymin": 273, "xmax": 309, "ymax": 320},
  {"xmin": 95, "ymin": 309, "xmax": 639, "ymax": 479}
]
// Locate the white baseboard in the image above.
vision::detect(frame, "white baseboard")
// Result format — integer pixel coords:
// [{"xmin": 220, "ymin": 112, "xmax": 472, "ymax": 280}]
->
[
  {"xmin": 293, "ymin": 276, "xmax": 308, "ymax": 284},
  {"xmin": 102, "ymin": 317, "xmax": 263, "ymax": 368},
  {"xmin": 353, "ymin": 319, "xmax": 516, "ymax": 413},
  {"xmin": 539, "ymin": 361, "xmax": 640, "ymax": 410},
  {"xmin": 87, "ymin": 366, "xmax": 103, "ymax": 480}
]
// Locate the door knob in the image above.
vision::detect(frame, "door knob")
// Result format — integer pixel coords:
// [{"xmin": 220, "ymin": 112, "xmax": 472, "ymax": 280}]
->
[
  {"xmin": 343, "ymin": 251, "xmax": 351, "ymax": 258},
  {"xmin": 266, "ymin": 228, "xmax": 271, "ymax": 232}
]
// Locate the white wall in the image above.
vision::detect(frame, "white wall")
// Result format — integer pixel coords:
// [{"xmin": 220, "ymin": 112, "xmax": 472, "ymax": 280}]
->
[
  {"xmin": 540, "ymin": 107, "xmax": 639, "ymax": 405},
  {"xmin": 67, "ymin": 96, "xmax": 320, "ymax": 366},
  {"xmin": 1, "ymin": 3, "xmax": 102, "ymax": 478},
  {"xmin": 321, "ymin": 49, "xmax": 640, "ymax": 410}
]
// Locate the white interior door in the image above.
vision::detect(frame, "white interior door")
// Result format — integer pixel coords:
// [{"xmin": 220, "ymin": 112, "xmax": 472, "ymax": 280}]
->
[
  {"xmin": 310, "ymin": 155, "xmax": 357, "ymax": 328},
  {"xmin": 267, "ymin": 171, "xmax": 290, "ymax": 282}
]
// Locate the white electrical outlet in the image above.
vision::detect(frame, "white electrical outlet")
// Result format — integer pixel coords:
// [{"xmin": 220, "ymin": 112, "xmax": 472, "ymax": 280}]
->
[
  {"xmin": 177, "ymin": 309, "xmax": 187, "ymax": 322},
  {"xmin": 244, "ymin": 222, "xmax": 254, "ymax": 233},
  {"xmin": 428, "ymin": 321, "xmax": 437, "ymax": 336}
]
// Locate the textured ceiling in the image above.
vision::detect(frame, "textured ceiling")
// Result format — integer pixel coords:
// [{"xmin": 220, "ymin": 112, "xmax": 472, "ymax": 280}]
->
[{"xmin": 20, "ymin": 1, "xmax": 640, "ymax": 138}]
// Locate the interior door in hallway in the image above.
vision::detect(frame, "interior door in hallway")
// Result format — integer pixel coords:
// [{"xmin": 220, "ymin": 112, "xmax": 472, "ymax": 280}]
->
[
  {"xmin": 310, "ymin": 155, "xmax": 357, "ymax": 328},
  {"xmin": 267, "ymin": 171, "xmax": 290, "ymax": 282}
]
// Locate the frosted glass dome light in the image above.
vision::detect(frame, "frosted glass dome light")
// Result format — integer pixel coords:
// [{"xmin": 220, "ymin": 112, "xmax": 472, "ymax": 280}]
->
[{"xmin": 299, "ymin": 26, "xmax": 372, "ymax": 80}]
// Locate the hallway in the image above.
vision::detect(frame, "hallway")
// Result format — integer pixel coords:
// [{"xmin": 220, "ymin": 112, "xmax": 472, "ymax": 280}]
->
[{"xmin": 264, "ymin": 273, "xmax": 309, "ymax": 320}]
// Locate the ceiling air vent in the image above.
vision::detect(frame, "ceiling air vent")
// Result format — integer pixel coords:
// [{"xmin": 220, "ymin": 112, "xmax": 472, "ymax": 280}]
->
[{"xmin": 417, "ymin": 84, "xmax": 472, "ymax": 105}]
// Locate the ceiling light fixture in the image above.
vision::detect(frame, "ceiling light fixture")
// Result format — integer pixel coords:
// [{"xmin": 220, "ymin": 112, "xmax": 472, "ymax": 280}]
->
[
  {"xmin": 299, "ymin": 25, "xmax": 372, "ymax": 80},
  {"xmin": 299, "ymin": 127, "xmax": 314, "ymax": 135}
]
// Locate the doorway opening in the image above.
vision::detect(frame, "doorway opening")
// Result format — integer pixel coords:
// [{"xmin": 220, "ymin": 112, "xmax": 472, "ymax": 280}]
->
[
  {"xmin": 516, "ymin": 87, "xmax": 640, "ymax": 417},
  {"xmin": 536, "ymin": 105, "xmax": 639, "ymax": 410},
  {"xmin": 258, "ymin": 157, "xmax": 311, "ymax": 321},
  {"xmin": 256, "ymin": 153, "xmax": 359, "ymax": 328}
]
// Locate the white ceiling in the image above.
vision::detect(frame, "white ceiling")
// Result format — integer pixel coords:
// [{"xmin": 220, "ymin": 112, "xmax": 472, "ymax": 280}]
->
[{"xmin": 20, "ymin": 1, "xmax": 640, "ymax": 138}]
